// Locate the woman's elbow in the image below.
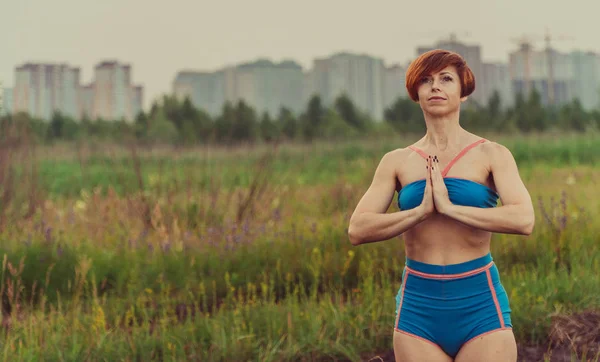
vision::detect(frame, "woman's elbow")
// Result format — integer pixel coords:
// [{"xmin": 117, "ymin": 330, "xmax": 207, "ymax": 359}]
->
[
  {"xmin": 520, "ymin": 211, "xmax": 535, "ymax": 235},
  {"xmin": 347, "ymin": 221, "xmax": 363, "ymax": 246}
]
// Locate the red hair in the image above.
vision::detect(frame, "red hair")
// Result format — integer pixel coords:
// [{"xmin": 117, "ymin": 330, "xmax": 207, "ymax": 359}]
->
[{"xmin": 405, "ymin": 49, "xmax": 475, "ymax": 102}]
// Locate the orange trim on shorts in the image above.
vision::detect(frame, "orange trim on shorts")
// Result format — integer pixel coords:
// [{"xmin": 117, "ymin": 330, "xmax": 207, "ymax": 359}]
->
[
  {"xmin": 393, "ymin": 329, "xmax": 445, "ymax": 352},
  {"xmin": 485, "ymin": 269, "xmax": 505, "ymax": 328},
  {"xmin": 462, "ymin": 327, "xmax": 513, "ymax": 348},
  {"xmin": 405, "ymin": 261, "xmax": 494, "ymax": 279},
  {"xmin": 394, "ymin": 270, "xmax": 409, "ymax": 329}
]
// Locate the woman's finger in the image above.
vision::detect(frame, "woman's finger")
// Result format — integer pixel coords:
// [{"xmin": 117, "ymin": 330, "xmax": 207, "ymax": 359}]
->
[
  {"xmin": 431, "ymin": 156, "xmax": 438, "ymax": 183},
  {"xmin": 433, "ymin": 155, "xmax": 441, "ymax": 179},
  {"xmin": 428, "ymin": 156, "xmax": 433, "ymax": 184}
]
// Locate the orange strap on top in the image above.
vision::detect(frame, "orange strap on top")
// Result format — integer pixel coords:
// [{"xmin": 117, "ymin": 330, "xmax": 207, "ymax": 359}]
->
[
  {"xmin": 441, "ymin": 139, "xmax": 486, "ymax": 176},
  {"xmin": 408, "ymin": 145, "xmax": 429, "ymax": 160},
  {"xmin": 409, "ymin": 139, "xmax": 487, "ymax": 177}
]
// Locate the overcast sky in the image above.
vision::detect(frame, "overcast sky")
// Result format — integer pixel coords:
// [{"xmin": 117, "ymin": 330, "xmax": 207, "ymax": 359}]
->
[{"xmin": 2, "ymin": 0, "xmax": 598, "ymax": 109}]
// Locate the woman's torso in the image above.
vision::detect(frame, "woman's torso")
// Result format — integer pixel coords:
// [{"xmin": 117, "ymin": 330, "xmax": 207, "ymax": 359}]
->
[{"xmin": 392, "ymin": 136, "xmax": 498, "ymax": 265}]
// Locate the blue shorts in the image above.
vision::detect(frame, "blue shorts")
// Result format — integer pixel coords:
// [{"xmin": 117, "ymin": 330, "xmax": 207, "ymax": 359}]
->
[{"xmin": 394, "ymin": 253, "xmax": 512, "ymax": 358}]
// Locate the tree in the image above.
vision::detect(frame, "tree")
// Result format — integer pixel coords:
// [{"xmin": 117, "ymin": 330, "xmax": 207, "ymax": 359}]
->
[
  {"xmin": 321, "ymin": 108, "xmax": 360, "ymax": 140},
  {"xmin": 162, "ymin": 95, "xmax": 184, "ymax": 131},
  {"xmin": 47, "ymin": 111, "xmax": 65, "ymax": 141},
  {"xmin": 526, "ymin": 89, "xmax": 547, "ymax": 131},
  {"xmin": 177, "ymin": 98, "xmax": 213, "ymax": 145},
  {"xmin": 559, "ymin": 98, "xmax": 590, "ymax": 132},
  {"xmin": 591, "ymin": 109, "xmax": 600, "ymax": 130},
  {"xmin": 134, "ymin": 111, "xmax": 149, "ymax": 140},
  {"xmin": 486, "ymin": 90, "xmax": 503, "ymax": 130},
  {"xmin": 146, "ymin": 110, "xmax": 179, "ymax": 145},
  {"xmin": 259, "ymin": 112, "xmax": 279, "ymax": 142},
  {"xmin": 301, "ymin": 95, "xmax": 325, "ymax": 141},
  {"xmin": 233, "ymin": 100, "xmax": 259, "ymax": 143},
  {"xmin": 384, "ymin": 97, "xmax": 424, "ymax": 133},
  {"xmin": 214, "ymin": 102, "xmax": 236, "ymax": 144},
  {"xmin": 334, "ymin": 94, "xmax": 365, "ymax": 131},
  {"xmin": 192, "ymin": 109, "xmax": 214, "ymax": 144},
  {"xmin": 47, "ymin": 111, "xmax": 79, "ymax": 141},
  {"xmin": 507, "ymin": 89, "xmax": 552, "ymax": 132},
  {"xmin": 278, "ymin": 107, "xmax": 297, "ymax": 141}
]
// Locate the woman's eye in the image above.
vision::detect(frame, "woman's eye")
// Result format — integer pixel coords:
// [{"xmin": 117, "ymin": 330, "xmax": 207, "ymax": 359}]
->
[{"xmin": 443, "ymin": 76, "xmax": 453, "ymax": 82}]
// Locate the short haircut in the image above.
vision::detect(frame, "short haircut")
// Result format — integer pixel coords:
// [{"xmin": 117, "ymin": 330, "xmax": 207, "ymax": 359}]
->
[{"xmin": 405, "ymin": 49, "xmax": 476, "ymax": 102}]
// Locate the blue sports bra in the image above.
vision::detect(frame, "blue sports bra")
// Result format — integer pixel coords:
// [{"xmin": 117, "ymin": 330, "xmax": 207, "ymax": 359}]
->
[{"xmin": 397, "ymin": 139, "xmax": 499, "ymax": 210}]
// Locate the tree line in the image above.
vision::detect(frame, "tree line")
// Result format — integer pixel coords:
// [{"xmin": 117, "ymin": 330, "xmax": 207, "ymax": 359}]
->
[{"xmin": 1, "ymin": 89, "xmax": 599, "ymax": 146}]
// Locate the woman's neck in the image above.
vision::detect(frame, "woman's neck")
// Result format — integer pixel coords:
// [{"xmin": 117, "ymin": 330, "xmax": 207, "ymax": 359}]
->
[{"xmin": 422, "ymin": 114, "xmax": 465, "ymax": 151}]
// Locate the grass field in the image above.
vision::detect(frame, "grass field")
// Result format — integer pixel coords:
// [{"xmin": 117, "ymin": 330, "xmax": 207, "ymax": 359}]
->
[{"xmin": 0, "ymin": 132, "xmax": 598, "ymax": 361}]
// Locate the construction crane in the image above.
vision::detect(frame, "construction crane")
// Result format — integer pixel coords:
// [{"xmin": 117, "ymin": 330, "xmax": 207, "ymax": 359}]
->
[
  {"xmin": 509, "ymin": 35, "xmax": 537, "ymax": 97},
  {"xmin": 412, "ymin": 30, "xmax": 472, "ymax": 46},
  {"xmin": 543, "ymin": 27, "xmax": 574, "ymax": 105},
  {"xmin": 510, "ymin": 30, "xmax": 574, "ymax": 104},
  {"xmin": 443, "ymin": 31, "xmax": 472, "ymax": 44}
]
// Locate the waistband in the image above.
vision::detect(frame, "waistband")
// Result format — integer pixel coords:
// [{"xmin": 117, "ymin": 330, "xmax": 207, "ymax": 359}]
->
[{"xmin": 405, "ymin": 253, "xmax": 494, "ymax": 278}]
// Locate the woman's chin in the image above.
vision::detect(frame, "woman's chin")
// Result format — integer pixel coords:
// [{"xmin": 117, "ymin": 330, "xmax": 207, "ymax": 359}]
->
[{"xmin": 424, "ymin": 106, "xmax": 455, "ymax": 117}]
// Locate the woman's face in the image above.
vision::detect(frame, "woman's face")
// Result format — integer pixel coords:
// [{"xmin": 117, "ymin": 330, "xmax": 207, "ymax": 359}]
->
[{"xmin": 416, "ymin": 65, "xmax": 468, "ymax": 116}]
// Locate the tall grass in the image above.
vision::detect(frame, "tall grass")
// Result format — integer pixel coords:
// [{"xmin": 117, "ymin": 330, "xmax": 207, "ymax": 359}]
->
[
  {"xmin": 16, "ymin": 130, "xmax": 600, "ymax": 198},
  {"xmin": 0, "ymin": 131, "xmax": 598, "ymax": 361}
]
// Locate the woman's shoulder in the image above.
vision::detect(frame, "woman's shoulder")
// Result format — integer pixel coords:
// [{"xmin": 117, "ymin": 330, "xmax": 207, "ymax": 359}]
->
[
  {"xmin": 478, "ymin": 139, "xmax": 517, "ymax": 167},
  {"xmin": 380, "ymin": 147, "xmax": 414, "ymax": 165},
  {"xmin": 480, "ymin": 138, "xmax": 512, "ymax": 156},
  {"xmin": 377, "ymin": 147, "xmax": 419, "ymax": 184}
]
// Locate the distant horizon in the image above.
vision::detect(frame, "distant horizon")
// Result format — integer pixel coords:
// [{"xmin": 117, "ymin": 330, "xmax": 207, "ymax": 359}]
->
[
  {"xmin": 4, "ymin": 42, "xmax": 595, "ymax": 90},
  {"xmin": 3, "ymin": 0, "xmax": 598, "ymax": 108}
]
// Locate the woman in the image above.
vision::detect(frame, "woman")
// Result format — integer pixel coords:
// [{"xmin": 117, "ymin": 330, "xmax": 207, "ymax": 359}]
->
[{"xmin": 348, "ymin": 49, "xmax": 534, "ymax": 362}]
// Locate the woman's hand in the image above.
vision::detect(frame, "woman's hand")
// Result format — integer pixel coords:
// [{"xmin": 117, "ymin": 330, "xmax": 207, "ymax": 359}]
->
[
  {"xmin": 430, "ymin": 155, "xmax": 453, "ymax": 215},
  {"xmin": 417, "ymin": 156, "xmax": 436, "ymax": 218}
]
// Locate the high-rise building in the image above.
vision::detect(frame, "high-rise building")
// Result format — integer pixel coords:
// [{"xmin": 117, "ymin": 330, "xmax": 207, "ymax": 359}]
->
[
  {"xmin": 383, "ymin": 64, "xmax": 407, "ymax": 108},
  {"xmin": 482, "ymin": 62, "xmax": 513, "ymax": 107},
  {"xmin": 302, "ymin": 70, "xmax": 316, "ymax": 108},
  {"xmin": 88, "ymin": 61, "xmax": 143, "ymax": 121},
  {"xmin": 12, "ymin": 63, "xmax": 81, "ymax": 120},
  {"xmin": 79, "ymin": 85, "xmax": 94, "ymax": 119},
  {"xmin": 311, "ymin": 52, "xmax": 386, "ymax": 120},
  {"xmin": 1, "ymin": 88, "xmax": 11, "ymax": 115},
  {"xmin": 416, "ymin": 34, "xmax": 486, "ymax": 106},
  {"xmin": 173, "ymin": 71, "xmax": 226, "ymax": 116},
  {"xmin": 11, "ymin": 61, "xmax": 142, "ymax": 121},
  {"xmin": 569, "ymin": 51, "xmax": 600, "ymax": 110},
  {"xmin": 509, "ymin": 45, "xmax": 575, "ymax": 106},
  {"xmin": 234, "ymin": 59, "xmax": 304, "ymax": 116},
  {"xmin": 173, "ymin": 59, "xmax": 304, "ymax": 117},
  {"xmin": 132, "ymin": 86, "xmax": 144, "ymax": 119}
]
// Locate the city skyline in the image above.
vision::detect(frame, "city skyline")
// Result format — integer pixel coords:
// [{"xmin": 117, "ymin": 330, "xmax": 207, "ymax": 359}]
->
[
  {"xmin": 6, "ymin": 42, "xmax": 600, "ymax": 121},
  {"xmin": 2, "ymin": 0, "xmax": 599, "ymax": 110},
  {"xmin": 3, "ymin": 41, "xmax": 597, "ymax": 110}
]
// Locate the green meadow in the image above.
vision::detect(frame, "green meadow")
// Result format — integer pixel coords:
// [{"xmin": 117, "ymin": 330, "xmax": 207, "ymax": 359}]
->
[{"xmin": 0, "ymin": 132, "xmax": 598, "ymax": 361}]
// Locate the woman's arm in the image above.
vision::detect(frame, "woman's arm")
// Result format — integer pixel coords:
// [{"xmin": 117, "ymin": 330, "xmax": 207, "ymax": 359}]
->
[
  {"xmin": 436, "ymin": 143, "xmax": 535, "ymax": 235},
  {"xmin": 348, "ymin": 150, "xmax": 432, "ymax": 246}
]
